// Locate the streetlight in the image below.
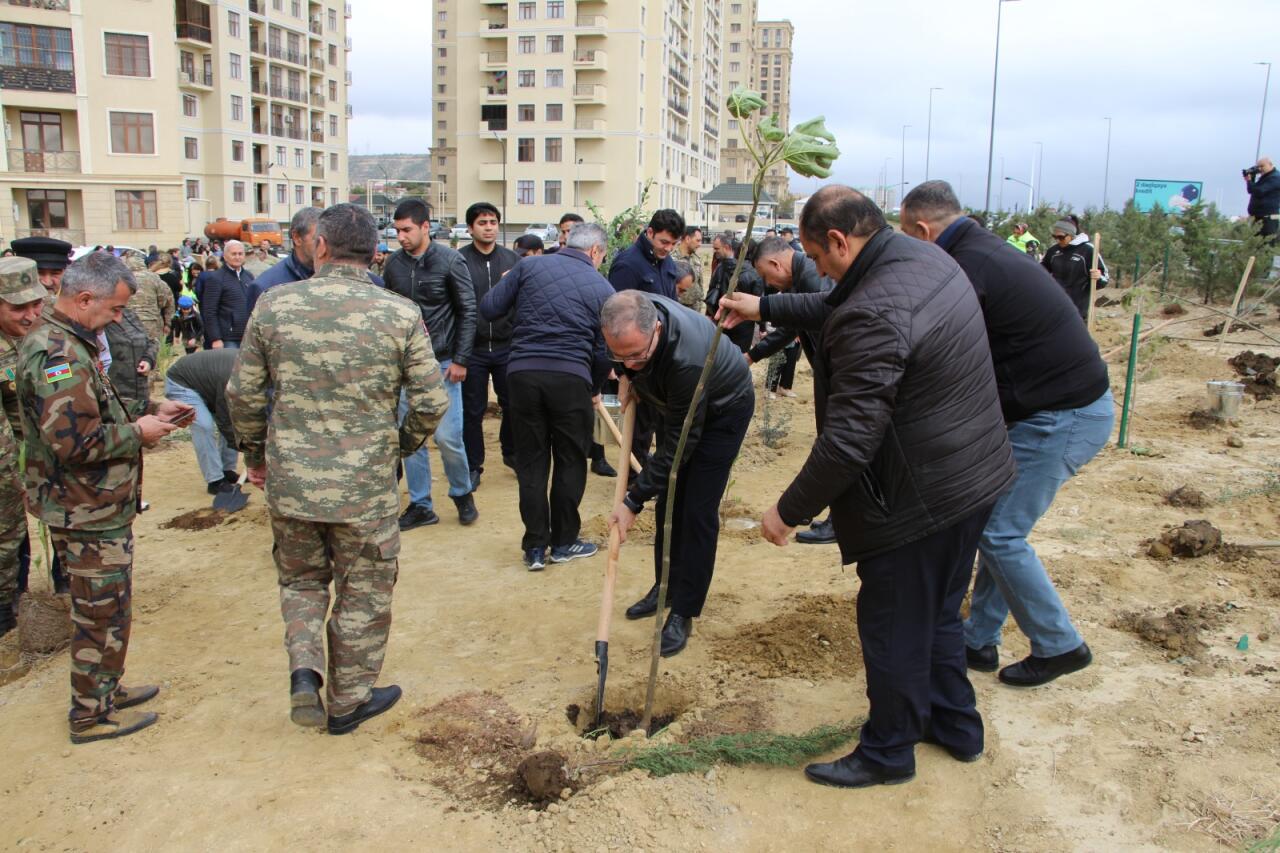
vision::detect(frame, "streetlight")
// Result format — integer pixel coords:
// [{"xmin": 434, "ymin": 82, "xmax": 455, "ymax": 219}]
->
[
  {"xmin": 1034, "ymin": 141, "xmax": 1043, "ymax": 207},
  {"xmin": 492, "ymin": 130, "xmax": 507, "ymax": 246},
  {"xmin": 1102, "ymin": 116, "xmax": 1112, "ymax": 210},
  {"xmin": 1256, "ymin": 61, "xmax": 1272, "ymax": 161},
  {"xmin": 925, "ymin": 88, "xmax": 942, "ymax": 181},
  {"xmin": 900, "ymin": 124, "xmax": 911, "ymax": 209},
  {"xmin": 1005, "ymin": 175, "xmax": 1032, "ymax": 212},
  {"xmin": 983, "ymin": 0, "xmax": 1020, "ymax": 219}
]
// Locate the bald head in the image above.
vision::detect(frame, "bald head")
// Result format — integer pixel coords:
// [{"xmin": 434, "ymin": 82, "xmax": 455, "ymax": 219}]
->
[{"xmin": 1259, "ymin": 157, "xmax": 1275, "ymax": 174}]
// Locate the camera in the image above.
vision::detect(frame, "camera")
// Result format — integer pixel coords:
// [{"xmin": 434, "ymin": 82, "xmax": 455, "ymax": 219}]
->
[{"xmin": 1243, "ymin": 165, "xmax": 1261, "ymax": 179}]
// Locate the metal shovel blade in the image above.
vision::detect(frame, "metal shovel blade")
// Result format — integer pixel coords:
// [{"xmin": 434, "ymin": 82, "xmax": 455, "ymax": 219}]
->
[
  {"xmin": 593, "ymin": 639, "xmax": 609, "ymax": 727},
  {"xmin": 212, "ymin": 472, "xmax": 250, "ymax": 512}
]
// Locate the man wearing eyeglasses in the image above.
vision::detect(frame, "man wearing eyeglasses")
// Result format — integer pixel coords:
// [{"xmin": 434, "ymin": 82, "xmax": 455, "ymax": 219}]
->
[
  {"xmin": 604, "ymin": 290, "xmax": 754, "ymax": 658},
  {"xmin": 1039, "ymin": 219, "xmax": 1101, "ymax": 320}
]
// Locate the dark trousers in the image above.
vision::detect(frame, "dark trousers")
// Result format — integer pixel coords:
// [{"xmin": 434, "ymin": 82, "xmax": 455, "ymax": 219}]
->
[
  {"xmin": 509, "ymin": 370, "xmax": 593, "ymax": 551},
  {"xmin": 852, "ymin": 504, "xmax": 993, "ymax": 773},
  {"xmin": 1256, "ymin": 215, "xmax": 1279, "ymax": 245},
  {"xmin": 461, "ymin": 346, "xmax": 513, "ymax": 472},
  {"xmin": 651, "ymin": 392, "xmax": 753, "ymax": 618},
  {"xmin": 18, "ymin": 531, "xmax": 67, "ymax": 593}
]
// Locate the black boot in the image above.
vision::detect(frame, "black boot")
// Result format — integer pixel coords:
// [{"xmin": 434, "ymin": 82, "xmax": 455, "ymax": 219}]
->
[
  {"xmin": 796, "ymin": 518, "xmax": 836, "ymax": 544},
  {"xmin": 290, "ymin": 668, "xmax": 325, "ymax": 728},
  {"xmin": 660, "ymin": 612, "xmax": 693, "ymax": 657},
  {"xmin": 625, "ymin": 583, "xmax": 672, "ymax": 620},
  {"xmin": 998, "ymin": 643, "xmax": 1092, "ymax": 687},
  {"xmin": 328, "ymin": 685, "xmax": 402, "ymax": 735},
  {"xmin": 804, "ymin": 752, "xmax": 915, "ymax": 788},
  {"xmin": 453, "ymin": 493, "xmax": 479, "ymax": 526}
]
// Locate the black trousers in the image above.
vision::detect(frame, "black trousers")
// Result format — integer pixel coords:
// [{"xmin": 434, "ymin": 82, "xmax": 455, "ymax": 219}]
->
[
  {"xmin": 1256, "ymin": 215, "xmax": 1279, "ymax": 245},
  {"xmin": 509, "ymin": 370, "xmax": 593, "ymax": 551},
  {"xmin": 461, "ymin": 346, "xmax": 513, "ymax": 473},
  {"xmin": 18, "ymin": 532, "xmax": 67, "ymax": 593},
  {"xmin": 650, "ymin": 392, "xmax": 753, "ymax": 618},
  {"xmin": 852, "ymin": 504, "xmax": 993, "ymax": 773}
]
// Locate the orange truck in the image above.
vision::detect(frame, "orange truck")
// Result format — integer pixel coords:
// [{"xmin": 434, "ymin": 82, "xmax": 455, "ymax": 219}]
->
[{"xmin": 203, "ymin": 217, "xmax": 284, "ymax": 248}]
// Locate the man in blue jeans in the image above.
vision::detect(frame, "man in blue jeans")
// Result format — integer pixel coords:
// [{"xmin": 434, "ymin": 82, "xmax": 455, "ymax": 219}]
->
[
  {"xmin": 163, "ymin": 349, "xmax": 241, "ymax": 494},
  {"xmin": 901, "ymin": 181, "xmax": 1112, "ymax": 687}
]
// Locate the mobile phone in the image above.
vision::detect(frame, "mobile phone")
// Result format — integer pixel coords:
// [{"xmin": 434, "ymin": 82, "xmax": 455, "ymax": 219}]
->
[{"xmin": 163, "ymin": 409, "xmax": 196, "ymax": 427}]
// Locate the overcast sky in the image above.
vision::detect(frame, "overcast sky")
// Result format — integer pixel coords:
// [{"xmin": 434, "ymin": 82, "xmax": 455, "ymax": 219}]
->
[{"xmin": 348, "ymin": 0, "xmax": 1276, "ymax": 217}]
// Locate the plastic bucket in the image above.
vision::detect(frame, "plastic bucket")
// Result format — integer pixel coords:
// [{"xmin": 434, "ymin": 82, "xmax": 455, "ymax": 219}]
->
[{"xmin": 1206, "ymin": 380, "xmax": 1245, "ymax": 419}]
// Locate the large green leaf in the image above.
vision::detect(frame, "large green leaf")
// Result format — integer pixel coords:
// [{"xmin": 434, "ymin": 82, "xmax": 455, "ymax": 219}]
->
[
  {"xmin": 758, "ymin": 114, "xmax": 786, "ymax": 143},
  {"xmin": 781, "ymin": 115, "xmax": 841, "ymax": 178},
  {"xmin": 726, "ymin": 88, "xmax": 767, "ymax": 119}
]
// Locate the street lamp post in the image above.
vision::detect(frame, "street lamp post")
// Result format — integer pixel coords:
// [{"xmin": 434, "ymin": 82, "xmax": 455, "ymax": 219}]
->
[
  {"xmin": 1256, "ymin": 61, "xmax": 1272, "ymax": 161},
  {"xmin": 1034, "ymin": 141, "xmax": 1043, "ymax": 207},
  {"xmin": 983, "ymin": 0, "xmax": 1019, "ymax": 219},
  {"xmin": 925, "ymin": 87, "xmax": 941, "ymax": 181},
  {"xmin": 900, "ymin": 124, "xmax": 911, "ymax": 209},
  {"xmin": 492, "ymin": 131, "xmax": 508, "ymax": 246},
  {"xmin": 1102, "ymin": 116, "xmax": 1112, "ymax": 210}
]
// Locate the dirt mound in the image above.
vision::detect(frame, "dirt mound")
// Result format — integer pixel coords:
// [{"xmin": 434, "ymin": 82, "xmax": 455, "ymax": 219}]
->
[
  {"xmin": 1113, "ymin": 604, "xmax": 1226, "ymax": 658},
  {"xmin": 412, "ymin": 691, "xmax": 539, "ymax": 807},
  {"xmin": 516, "ymin": 751, "xmax": 571, "ymax": 803},
  {"xmin": 1187, "ymin": 409, "xmax": 1226, "ymax": 430},
  {"xmin": 1146, "ymin": 520, "xmax": 1223, "ymax": 559},
  {"xmin": 710, "ymin": 594, "xmax": 861, "ymax": 679},
  {"xmin": 580, "ymin": 511, "xmax": 656, "ymax": 544},
  {"xmin": 159, "ymin": 508, "xmax": 231, "ymax": 531},
  {"xmin": 1160, "ymin": 303, "xmax": 1187, "ymax": 316},
  {"xmin": 1228, "ymin": 350, "xmax": 1278, "ymax": 399},
  {"xmin": 1165, "ymin": 486, "xmax": 1210, "ymax": 508},
  {"xmin": 683, "ymin": 699, "xmax": 773, "ymax": 740},
  {"xmin": 1203, "ymin": 320, "xmax": 1249, "ymax": 337}
]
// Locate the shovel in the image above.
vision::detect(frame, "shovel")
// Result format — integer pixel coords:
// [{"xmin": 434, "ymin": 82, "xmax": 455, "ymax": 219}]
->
[
  {"xmin": 593, "ymin": 387, "xmax": 637, "ymax": 728},
  {"xmin": 212, "ymin": 471, "xmax": 250, "ymax": 513}
]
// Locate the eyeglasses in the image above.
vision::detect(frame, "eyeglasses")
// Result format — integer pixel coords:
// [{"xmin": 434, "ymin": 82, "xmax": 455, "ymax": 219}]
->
[
  {"xmin": 608, "ymin": 324, "xmax": 660, "ymax": 364},
  {"xmin": 1053, "ymin": 233, "xmax": 1070, "ymax": 241}
]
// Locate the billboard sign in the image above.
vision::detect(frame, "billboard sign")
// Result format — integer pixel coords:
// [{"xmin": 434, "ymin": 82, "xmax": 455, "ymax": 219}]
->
[{"xmin": 1133, "ymin": 179, "xmax": 1203, "ymax": 214}]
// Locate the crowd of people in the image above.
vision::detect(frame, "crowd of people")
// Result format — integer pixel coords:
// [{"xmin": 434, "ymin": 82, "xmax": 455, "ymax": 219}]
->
[{"xmin": 0, "ymin": 180, "xmax": 1130, "ymax": 797}]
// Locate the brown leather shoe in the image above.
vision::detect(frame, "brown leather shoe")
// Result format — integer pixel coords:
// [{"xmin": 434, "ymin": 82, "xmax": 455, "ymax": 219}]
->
[
  {"xmin": 115, "ymin": 684, "xmax": 159, "ymax": 710},
  {"xmin": 70, "ymin": 710, "xmax": 158, "ymax": 744}
]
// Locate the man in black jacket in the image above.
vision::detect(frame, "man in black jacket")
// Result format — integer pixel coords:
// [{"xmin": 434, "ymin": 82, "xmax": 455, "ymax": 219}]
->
[
  {"xmin": 609, "ymin": 209, "xmax": 684, "ymax": 298},
  {"xmin": 458, "ymin": 201, "xmax": 519, "ymax": 488},
  {"xmin": 201, "ymin": 240, "xmax": 254, "ymax": 349},
  {"xmin": 1040, "ymin": 220, "xmax": 1101, "ymax": 319},
  {"xmin": 385, "ymin": 198, "xmax": 478, "ymax": 529},
  {"xmin": 479, "ymin": 222, "xmax": 613, "ymax": 571},
  {"xmin": 605, "ymin": 291, "xmax": 754, "ymax": 658},
  {"xmin": 704, "ymin": 236, "xmax": 765, "ymax": 353},
  {"xmin": 902, "ymin": 181, "xmax": 1112, "ymax": 687},
  {"xmin": 720, "ymin": 186, "xmax": 1015, "ymax": 789},
  {"xmin": 1245, "ymin": 156, "xmax": 1280, "ymax": 243}
]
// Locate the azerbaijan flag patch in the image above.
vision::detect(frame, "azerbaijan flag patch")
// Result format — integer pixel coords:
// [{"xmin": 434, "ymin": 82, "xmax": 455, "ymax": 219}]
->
[{"xmin": 44, "ymin": 363, "xmax": 72, "ymax": 384}]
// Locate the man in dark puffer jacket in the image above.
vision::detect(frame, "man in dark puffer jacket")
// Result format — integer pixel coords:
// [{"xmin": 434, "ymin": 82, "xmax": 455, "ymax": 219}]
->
[{"xmin": 720, "ymin": 186, "xmax": 1015, "ymax": 791}]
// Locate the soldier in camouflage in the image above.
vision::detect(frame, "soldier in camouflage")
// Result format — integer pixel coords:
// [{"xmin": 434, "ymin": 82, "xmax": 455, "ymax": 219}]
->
[
  {"xmin": 0, "ymin": 257, "xmax": 45, "ymax": 636},
  {"xmin": 227, "ymin": 203, "xmax": 449, "ymax": 735},
  {"xmin": 675, "ymin": 226, "xmax": 705, "ymax": 314},
  {"xmin": 17, "ymin": 252, "xmax": 194, "ymax": 743},
  {"xmin": 123, "ymin": 253, "xmax": 175, "ymax": 348}
]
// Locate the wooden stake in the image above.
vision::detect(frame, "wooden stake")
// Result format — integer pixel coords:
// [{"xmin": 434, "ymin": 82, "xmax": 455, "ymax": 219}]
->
[
  {"xmin": 1087, "ymin": 232, "xmax": 1102, "ymax": 332},
  {"xmin": 1214, "ymin": 256, "xmax": 1255, "ymax": 356}
]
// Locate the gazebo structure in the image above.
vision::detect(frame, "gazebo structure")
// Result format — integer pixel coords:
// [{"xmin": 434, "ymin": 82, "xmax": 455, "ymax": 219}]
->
[{"xmin": 698, "ymin": 183, "xmax": 777, "ymax": 231}]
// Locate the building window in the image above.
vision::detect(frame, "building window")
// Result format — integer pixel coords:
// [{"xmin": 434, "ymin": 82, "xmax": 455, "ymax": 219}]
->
[
  {"xmin": 775, "ymin": 54, "xmax": 782, "ymax": 65},
  {"xmin": 518, "ymin": 103, "xmax": 534, "ymax": 121},
  {"xmin": 229, "ymin": 52, "xmax": 242, "ymax": 79},
  {"xmin": 272, "ymin": 0, "xmax": 281, "ymax": 10},
  {"xmin": 184, "ymin": 136, "xmax": 198, "ymax": 158},
  {"xmin": 517, "ymin": 70, "xmax": 534, "ymax": 87},
  {"xmin": 546, "ymin": 35, "xmax": 562, "ymax": 53},
  {"xmin": 185, "ymin": 179, "xmax": 200, "ymax": 199},
  {"xmin": 773, "ymin": 79, "xmax": 781, "ymax": 91},
  {"xmin": 231, "ymin": 94, "xmax": 243, "ymax": 121},
  {"xmin": 437, "ymin": 10, "xmax": 447, "ymax": 21},
  {"xmin": 517, "ymin": 137, "xmax": 534, "ymax": 162},
  {"xmin": 731, "ymin": 3, "xmax": 741, "ymax": 11},
  {"xmin": 437, "ymin": 101, "xmax": 445, "ymax": 112},
  {"xmin": 437, "ymin": 83, "xmax": 445, "ymax": 94},
  {"xmin": 547, "ymin": 0, "xmax": 564, "ymax": 18},
  {"xmin": 295, "ymin": 185, "xmax": 304, "ymax": 205},
  {"xmin": 545, "ymin": 180, "xmax": 561, "ymax": 205},
  {"xmin": 330, "ymin": 44, "xmax": 339, "ymax": 63},
  {"xmin": 19, "ymin": 111, "xmax": 63, "ymax": 154},
  {"xmin": 545, "ymin": 103, "xmax": 562, "ymax": 121},
  {"xmin": 437, "ymin": 47, "xmax": 446, "ymax": 58},
  {"xmin": 437, "ymin": 29, "xmax": 446, "ymax": 40},
  {"xmin": 729, "ymin": 62, "xmax": 740, "ymax": 72},
  {"xmin": 329, "ymin": 9, "xmax": 338, "ymax": 29},
  {"xmin": 726, "ymin": 158, "xmax": 737, "ymax": 168},
  {"xmin": 329, "ymin": 187, "xmax": 337, "ymax": 205},
  {"xmin": 0, "ymin": 24, "xmax": 74, "ymax": 77},
  {"xmin": 518, "ymin": 2, "xmax": 536, "ymax": 20},
  {"xmin": 275, "ymin": 145, "xmax": 286, "ymax": 166},
  {"xmin": 760, "ymin": 66, "xmax": 768, "ymax": 78},
  {"xmin": 545, "ymin": 137, "xmax": 561, "ymax": 162},
  {"xmin": 545, "ymin": 68, "xmax": 562, "ymax": 87},
  {"xmin": 115, "ymin": 190, "xmax": 158, "ymax": 230},
  {"xmin": 730, "ymin": 22, "xmax": 740, "ymax": 33},
  {"xmin": 104, "ymin": 33, "xmax": 150, "ymax": 77},
  {"xmin": 728, "ymin": 119, "xmax": 738, "ymax": 129},
  {"xmin": 438, "ymin": 156, "xmax": 446, "ymax": 166},
  {"xmin": 329, "ymin": 80, "xmax": 338, "ymax": 99},
  {"xmin": 437, "ymin": 119, "xmax": 446, "ymax": 130},
  {"xmin": 730, "ymin": 42, "xmax": 740, "ymax": 53},
  {"xmin": 294, "ymin": 148, "xmax": 303, "ymax": 168},
  {"xmin": 329, "ymin": 116, "xmax": 338, "ymax": 136},
  {"xmin": 516, "ymin": 180, "xmax": 534, "ymax": 204},
  {"xmin": 182, "ymin": 94, "xmax": 198, "ymax": 117},
  {"xmin": 232, "ymin": 140, "xmax": 244, "ymax": 161},
  {"xmin": 228, "ymin": 11, "xmax": 240, "ymax": 37},
  {"xmin": 233, "ymin": 180, "xmax": 245, "ymax": 202},
  {"xmin": 27, "ymin": 189, "xmax": 67, "ymax": 229},
  {"xmin": 727, "ymin": 139, "xmax": 737, "ymax": 149},
  {"xmin": 437, "ymin": 64, "xmax": 446, "ymax": 77},
  {"xmin": 775, "ymin": 30, "xmax": 783, "ymax": 47},
  {"xmin": 109, "ymin": 111, "xmax": 155, "ymax": 154},
  {"xmin": 517, "ymin": 36, "xmax": 534, "ymax": 54},
  {"xmin": 276, "ymin": 183, "xmax": 287, "ymax": 204},
  {"xmin": 330, "ymin": 152, "xmax": 338, "ymax": 170}
]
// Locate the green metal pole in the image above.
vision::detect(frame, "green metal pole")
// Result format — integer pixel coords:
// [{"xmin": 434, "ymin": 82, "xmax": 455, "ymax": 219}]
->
[
  {"xmin": 1117, "ymin": 311, "xmax": 1142, "ymax": 448},
  {"xmin": 1161, "ymin": 244, "xmax": 1170, "ymax": 296}
]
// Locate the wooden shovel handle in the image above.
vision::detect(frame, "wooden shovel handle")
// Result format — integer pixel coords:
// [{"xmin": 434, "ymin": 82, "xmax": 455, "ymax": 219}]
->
[
  {"xmin": 596, "ymin": 386, "xmax": 637, "ymax": 645},
  {"xmin": 595, "ymin": 399, "xmax": 643, "ymax": 474}
]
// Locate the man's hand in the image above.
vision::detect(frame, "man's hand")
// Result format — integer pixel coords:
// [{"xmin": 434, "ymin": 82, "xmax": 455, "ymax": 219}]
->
[
  {"xmin": 744, "ymin": 351, "xmax": 754, "ymax": 365},
  {"xmin": 246, "ymin": 464, "xmax": 267, "ymax": 488},
  {"xmin": 211, "ymin": 339, "xmax": 223, "ymax": 349},
  {"xmin": 136, "ymin": 360, "xmax": 151, "ymax": 376},
  {"xmin": 186, "ymin": 338, "xmax": 197, "ymax": 348},
  {"xmin": 154, "ymin": 400, "xmax": 195, "ymax": 424},
  {"xmin": 592, "ymin": 393, "xmax": 602, "ymax": 406},
  {"xmin": 717, "ymin": 292, "xmax": 762, "ymax": 329},
  {"xmin": 1089, "ymin": 269, "xmax": 1102, "ymax": 283},
  {"xmin": 445, "ymin": 363, "xmax": 467, "ymax": 383},
  {"xmin": 608, "ymin": 501, "xmax": 638, "ymax": 544},
  {"xmin": 136, "ymin": 415, "xmax": 178, "ymax": 447},
  {"xmin": 761, "ymin": 504, "xmax": 795, "ymax": 546}
]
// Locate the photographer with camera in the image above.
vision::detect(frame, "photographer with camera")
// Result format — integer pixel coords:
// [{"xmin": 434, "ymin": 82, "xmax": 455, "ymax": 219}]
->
[{"xmin": 1244, "ymin": 157, "xmax": 1280, "ymax": 244}]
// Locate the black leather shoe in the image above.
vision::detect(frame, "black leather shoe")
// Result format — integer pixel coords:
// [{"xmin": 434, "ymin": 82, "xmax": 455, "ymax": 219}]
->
[
  {"xmin": 327, "ymin": 685, "xmax": 402, "ymax": 735},
  {"xmin": 590, "ymin": 457, "xmax": 618, "ymax": 478},
  {"xmin": 453, "ymin": 493, "xmax": 479, "ymax": 526},
  {"xmin": 796, "ymin": 518, "xmax": 836, "ymax": 544},
  {"xmin": 804, "ymin": 752, "xmax": 915, "ymax": 788},
  {"xmin": 966, "ymin": 644, "xmax": 999, "ymax": 672},
  {"xmin": 999, "ymin": 643, "xmax": 1092, "ymax": 687},
  {"xmin": 660, "ymin": 612, "xmax": 692, "ymax": 657},
  {"xmin": 625, "ymin": 584, "xmax": 671, "ymax": 620},
  {"xmin": 290, "ymin": 668, "xmax": 325, "ymax": 728},
  {"xmin": 921, "ymin": 732, "xmax": 983, "ymax": 763},
  {"xmin": 398, "ymin": 504, "xmax": 439, "ymax": 531}
]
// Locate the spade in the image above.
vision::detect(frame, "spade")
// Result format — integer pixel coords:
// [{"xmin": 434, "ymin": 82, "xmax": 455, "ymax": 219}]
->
[
  {"xmin": 212, "ymin": 471, "xmax": 250, "ymax": 512},
  {"xmin": 593, "ymin": 389, "xmax": 637, "ymax": 728}
]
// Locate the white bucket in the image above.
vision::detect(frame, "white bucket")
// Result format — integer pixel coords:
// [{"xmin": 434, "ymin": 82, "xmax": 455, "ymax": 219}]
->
[{"xmin": 1206, "ymin": 381, "xmax": 1245, "ymax": 419}]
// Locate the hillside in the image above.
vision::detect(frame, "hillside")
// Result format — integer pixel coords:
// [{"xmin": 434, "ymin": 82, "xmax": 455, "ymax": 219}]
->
[{"xmin": 348, "ymin": 153, "xmax": 431, "ymax": 186}]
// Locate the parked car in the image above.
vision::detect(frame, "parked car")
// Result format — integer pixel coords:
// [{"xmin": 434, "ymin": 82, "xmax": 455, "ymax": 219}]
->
[
  {"xmin": 429, "ymin": 222, "xmax": 451, "ymax": 240},
  {"xmin": 523, "ymin": 223, "xmax": 558, "ymax": 242},
  {"xmin": 382, "ymin": 225, "xmax": 397, "ymax": 239},
  {"xmin": 451, "ymin": 224, "xmax": 472, "ymax": 241}
]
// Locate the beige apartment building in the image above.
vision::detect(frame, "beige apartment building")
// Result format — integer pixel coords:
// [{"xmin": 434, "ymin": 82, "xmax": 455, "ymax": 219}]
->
[
  {"xmin": 0, "ymin": 0, "xmax": 350, "ymax": 250},
  {"xmin": 430, "ymin": 0, "xmax": 725, "ymax": 229}
]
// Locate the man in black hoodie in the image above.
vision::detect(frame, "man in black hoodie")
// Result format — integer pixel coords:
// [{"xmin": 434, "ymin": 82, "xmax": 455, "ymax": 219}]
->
[
  {"xmin": 901, "ymin": 181, "xmax": 1111, "ymax": 689},
  {"xmin": 457, "ymin": 202, "xmax": 519, "ymax": 488}
]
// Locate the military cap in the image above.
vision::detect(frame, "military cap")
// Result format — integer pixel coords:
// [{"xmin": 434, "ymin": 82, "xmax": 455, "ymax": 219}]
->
[
  {"xmin": 0, "ymin": 256, "xmax": 46, "ymax": 304},
  {"xmin": 11, "ymin": 236, "xmax": 72, "ymax": 270}
]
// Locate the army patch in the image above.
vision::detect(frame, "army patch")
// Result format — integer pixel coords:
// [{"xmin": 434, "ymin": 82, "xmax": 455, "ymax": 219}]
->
[
  {"xmin": 2, "ymin": 367, "xmax": 12, "ymax": 381},
  {"xmin": 44, "ymin": 363, "xmax": 72, "ymax": 384}
]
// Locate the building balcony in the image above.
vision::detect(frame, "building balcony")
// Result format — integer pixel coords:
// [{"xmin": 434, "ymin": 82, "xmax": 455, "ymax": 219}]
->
[
  {"xmin": 311, "ymin": 129, "xmax": 324, "ymax": 143},
  {"xmin": 311, "ymin": 164, "xmax": 324, "ymax": 179},
  {"xmin": 577, "ymin": 162, "xmax": 606, "ymax": 182},
  {"xmin": 6, "ymin": 148, "xmax": 79, "ymax": 173},
  {"xmin": 179, "ymin": 68, "xmax": 214, "ymax": 89},
  {"xmin": 480, "ymin": 85, "xmax": 508, "ymax": 103},
  {"xmin": 269, "ymin": 83, "xmax": 307, "ymax": 104},
  {"xmin": 479, "ymin": 119, "xmax": 508, "ymax": 134},
  {"xmin": 667, "ymin": 97, "xmax": 689, "ymax": 118},
  {"xmin": 309, "ymin": 54, "xmax": 325, "ymax": 70},
  {"xmin": 483, "ymin": 17, "xmax": 508, "ymax": 31},
  {"xmin": 668, "ymin": 65, "xmax": 689, "ymax": 90},
  {"xmin": 252, "ymin": 160, "xmax": 270, "ymax": 176},
  {"xmin": 247, "ymin": 0, "xmax": 264, "ymax": 13},
  {"xmin": 572, "ymin": 48, "xmax": 607, "ymax": 70},
  {"xmin": 480, "ymin": 50, "xmax": 507, "ymax": 70},
  {"xmin": 250, "ymin": 38, "xmax": 266, "ymax": 57},
  {"xmin": 270, "ymin": 122, "xmax": 305, "ymax": 140},
  {"xmin": 250, "ymin": 78, "xmax": 268, "ymax": 97},
  {"xmin": 15, "ymin": 226, "xmax": 82, "ymax": 244},
  {"xmin": 344, "ymin": 36, "xmax": 352, "ymax": 51},
  {"xmin": 575, "ymin": 14, "xmax": 607, "ymax": 31},
  {"xmin": 252, "ymin": 120, "xmax": 269, "ymax": 134},
  {"xmin": 175, "ymin": 22, "xmax": 212, "ymax": 44},
  {"xmin": 0, "ymin": 63, "xmax": 75, "ymax": 93},
  {"xmin": 309, "ymin": 91, "xmax": 325, "ymax": 107},
  {"xmin": 345, "ymin": 103, "xmax": 352, "ymax": 117},
  {"xmin": 574, "ymin": 118, "xmax": 605, "ymax": 136},
  {"xmin": 572, "ymin": 83, "xmax": 606, "ymax": 103},
  {"xmin": 5, "ymin": 0, "xmax": 71, "ymax": 8},
  {"xmin": 267, "ymin": 44, "xmax": 309, "ymax": 67},
  {"xmin": 309, "ymin": 19, "xmax": 322, "ymax": 36},
  {"xmin": 344, "ymin": 3, "xmax": 351, "ymax": 17}
]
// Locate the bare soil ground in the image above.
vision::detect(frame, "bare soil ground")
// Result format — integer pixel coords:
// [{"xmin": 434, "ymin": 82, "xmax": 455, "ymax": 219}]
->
[{"xmin": 1, "ymin": 300, "xmax": 1278, "ymax": 851}]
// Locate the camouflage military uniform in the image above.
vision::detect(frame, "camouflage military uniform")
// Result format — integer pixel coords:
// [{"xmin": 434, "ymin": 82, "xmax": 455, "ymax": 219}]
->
[
  {"xmin": 123, "ymin": 256, "xmax": 175, "ymax": 347},
  {"xmin": 17, "ymin": 305, "xmax": 153, "ymax": 729},
  {"xmin": 677, "ymin": 246, "xmax": 705, "ymax": 313},
  {"xmin": 227, "ymin": 262, "xmax": 448, "ymax": 717}
]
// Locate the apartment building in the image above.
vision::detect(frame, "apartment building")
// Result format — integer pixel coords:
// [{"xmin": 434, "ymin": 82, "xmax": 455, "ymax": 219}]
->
[
  {"xmin": 755, "ymin": 20, "xmax": 792, "ymax": 204},
  {"xmin": 0, "ymin": 0, "xmax": 351, "ymax": 249},
  {"xmin": 430, "ymin": 0, "xmax": 723, "ymax": 228}
]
